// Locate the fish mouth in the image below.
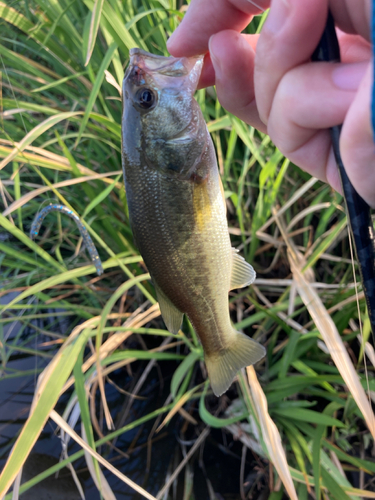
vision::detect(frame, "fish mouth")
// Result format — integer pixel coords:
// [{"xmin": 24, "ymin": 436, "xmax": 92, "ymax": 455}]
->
[
  {"xmin": 129, "ymin": 48, "xmax": 201, "ymax": 77},
  {"xmin": 125, "ymin": 48, "xmax": 204, "ymax": 94}
]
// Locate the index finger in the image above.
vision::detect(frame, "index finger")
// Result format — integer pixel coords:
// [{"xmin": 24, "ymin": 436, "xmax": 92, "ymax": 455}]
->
[{"xmin": 167, "ymin": 0, "xmax": 269, "ymax": 57}]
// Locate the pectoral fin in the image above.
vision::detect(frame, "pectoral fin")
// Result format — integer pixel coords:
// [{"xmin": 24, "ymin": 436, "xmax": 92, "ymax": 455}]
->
[
  {"xmin": 154, "ymin": 282, "xmax": 183, "ymax": 334},
  {"xmin": 230, "ymin": 248, "xmax": 256, "ymax": 290}
]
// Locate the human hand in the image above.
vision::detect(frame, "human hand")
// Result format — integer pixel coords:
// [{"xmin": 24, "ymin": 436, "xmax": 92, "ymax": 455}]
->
[{"xmin": 167, "ymin": 0, "xmax": 374, "ymax": 207}]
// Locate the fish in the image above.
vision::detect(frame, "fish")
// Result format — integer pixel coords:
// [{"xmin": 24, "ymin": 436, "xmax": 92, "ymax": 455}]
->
[{"xmin": 121, "ymin": 48, "xmax": 266, "ymax": 396}]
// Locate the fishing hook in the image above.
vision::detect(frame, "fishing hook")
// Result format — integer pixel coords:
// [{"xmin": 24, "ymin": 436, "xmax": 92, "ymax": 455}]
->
[{"xmin": 312, "ymin": 11, "xmax": 375, "ymax": 338}]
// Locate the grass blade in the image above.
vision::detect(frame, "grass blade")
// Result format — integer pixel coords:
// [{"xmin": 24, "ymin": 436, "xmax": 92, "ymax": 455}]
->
[
  {"xmin": 0, "ymin": 327, "xmax": 93, "ymax": 496},
  {"xmin": 0, "ymin": 112, "xmax": 81, "ymax": 171},
  {"xmin": 271, "ymin": 408, "xmax": 345, "ymax": 428},
  {"xmin": 274, "ymin": 214, "xmax": 375, "ymax": 440},
  {"xmin": 247, "ymin": 366, "xmax": 298, "ymax": 500},
  {"xmin": 74, "ymin": 43, "xmax": 117, "ymax": 147},
  {"xmin": 289, "ymin": 250, "xmax": 375, "ymax": 440},
  {"xmin": 0, "ymin": 213, "xmax": 64, "ymax": 271},
  {"xmin": 50, "ymin": 411, "xmax": 158, "ymax": 500},
  {"xmin": 171, "ymin": 350, "xmax": 200, "ymax": 398},
  {"xmin": 2, "ymin": 171, "xmax": 122, "ymax": 216},
  {"xmin": 85, "ymin": 0, "xmax": 104, "ymax": 66},
  {"xmin": 81, "ymin": 174, "xmax": 121, "ymax": 218},
  {"xmin": 199, "ymin": 382, "xmax": 248, "ymax": 428}
]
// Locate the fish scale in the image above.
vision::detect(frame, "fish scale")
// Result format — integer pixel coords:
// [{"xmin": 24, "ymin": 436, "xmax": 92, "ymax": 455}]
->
[
  {"xmin": 126, "ymin": 151, "xmax": 231, "ymax": 330},
  {"xmin": 122, "ymin": 48, "xmax": 266, "ymax": 396}
]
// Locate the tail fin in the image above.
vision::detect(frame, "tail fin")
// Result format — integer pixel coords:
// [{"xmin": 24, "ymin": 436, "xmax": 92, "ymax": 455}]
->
[{"xmin": 205, "ymin": 331, "xmax": 266, "ymax": 397}]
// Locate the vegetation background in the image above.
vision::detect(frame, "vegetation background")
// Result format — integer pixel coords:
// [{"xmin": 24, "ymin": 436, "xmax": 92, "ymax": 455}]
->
[{"xmin": 1, "ymin": 0, "xmax": 375, "ymax": 499}]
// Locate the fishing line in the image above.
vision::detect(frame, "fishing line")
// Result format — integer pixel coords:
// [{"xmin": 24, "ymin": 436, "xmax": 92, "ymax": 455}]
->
[
  {"xmin": 348, "ymin": 221, "xmax": 371, "ymax": 398},
  {"xmin": 30, "ymin": 203, "xmax": 104, "ymax": 276}
]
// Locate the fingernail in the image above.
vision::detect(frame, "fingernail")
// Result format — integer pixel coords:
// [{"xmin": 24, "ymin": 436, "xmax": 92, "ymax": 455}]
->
[
  {"xmin": 208, "ymin": 34, "xmax": 223, "ymax": 77},
  {"xmin": 264, "ymin": 0, "xmax": 291, "ymax": 34},
  {"xmin": 332, "ymin": 62, "xmax": 368, "ymax": 90}
]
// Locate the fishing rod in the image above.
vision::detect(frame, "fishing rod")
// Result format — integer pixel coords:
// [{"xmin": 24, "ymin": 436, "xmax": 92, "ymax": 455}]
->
[{"xmin": 312, "ymin": 11, "xmax": 375, "ymax": 339}]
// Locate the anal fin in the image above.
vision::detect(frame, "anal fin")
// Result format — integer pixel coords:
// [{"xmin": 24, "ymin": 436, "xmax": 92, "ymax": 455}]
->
[
  {"xmin": 154, "ymin": 282, "xmax": 183, "ymax": 334},
  {"xmin": 230, "ymin": 248, "xmax": 256, "ymax": 290}
]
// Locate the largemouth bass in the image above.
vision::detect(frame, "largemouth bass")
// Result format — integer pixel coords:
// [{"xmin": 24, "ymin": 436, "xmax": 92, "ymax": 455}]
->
[{"xmin": 121, "ymin": 48, "xmax": 266, "ymax": 396}]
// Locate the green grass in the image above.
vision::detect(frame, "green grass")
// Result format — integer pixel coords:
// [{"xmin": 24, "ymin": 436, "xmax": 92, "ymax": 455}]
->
[{"xmin": 1, "ymin": 1, "xmax": 375, "ymax": 499}]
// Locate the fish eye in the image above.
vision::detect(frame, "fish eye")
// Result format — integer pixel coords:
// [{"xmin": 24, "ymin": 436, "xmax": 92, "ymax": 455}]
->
[{"xmin": 135, "ymin": 88, "xmax": 156, "ymax": 110}]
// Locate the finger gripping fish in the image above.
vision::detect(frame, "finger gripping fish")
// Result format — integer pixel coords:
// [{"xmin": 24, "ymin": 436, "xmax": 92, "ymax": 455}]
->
[{"xmin": 122, "ymin": 48, "xmax": 266, "ymax": 396}]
